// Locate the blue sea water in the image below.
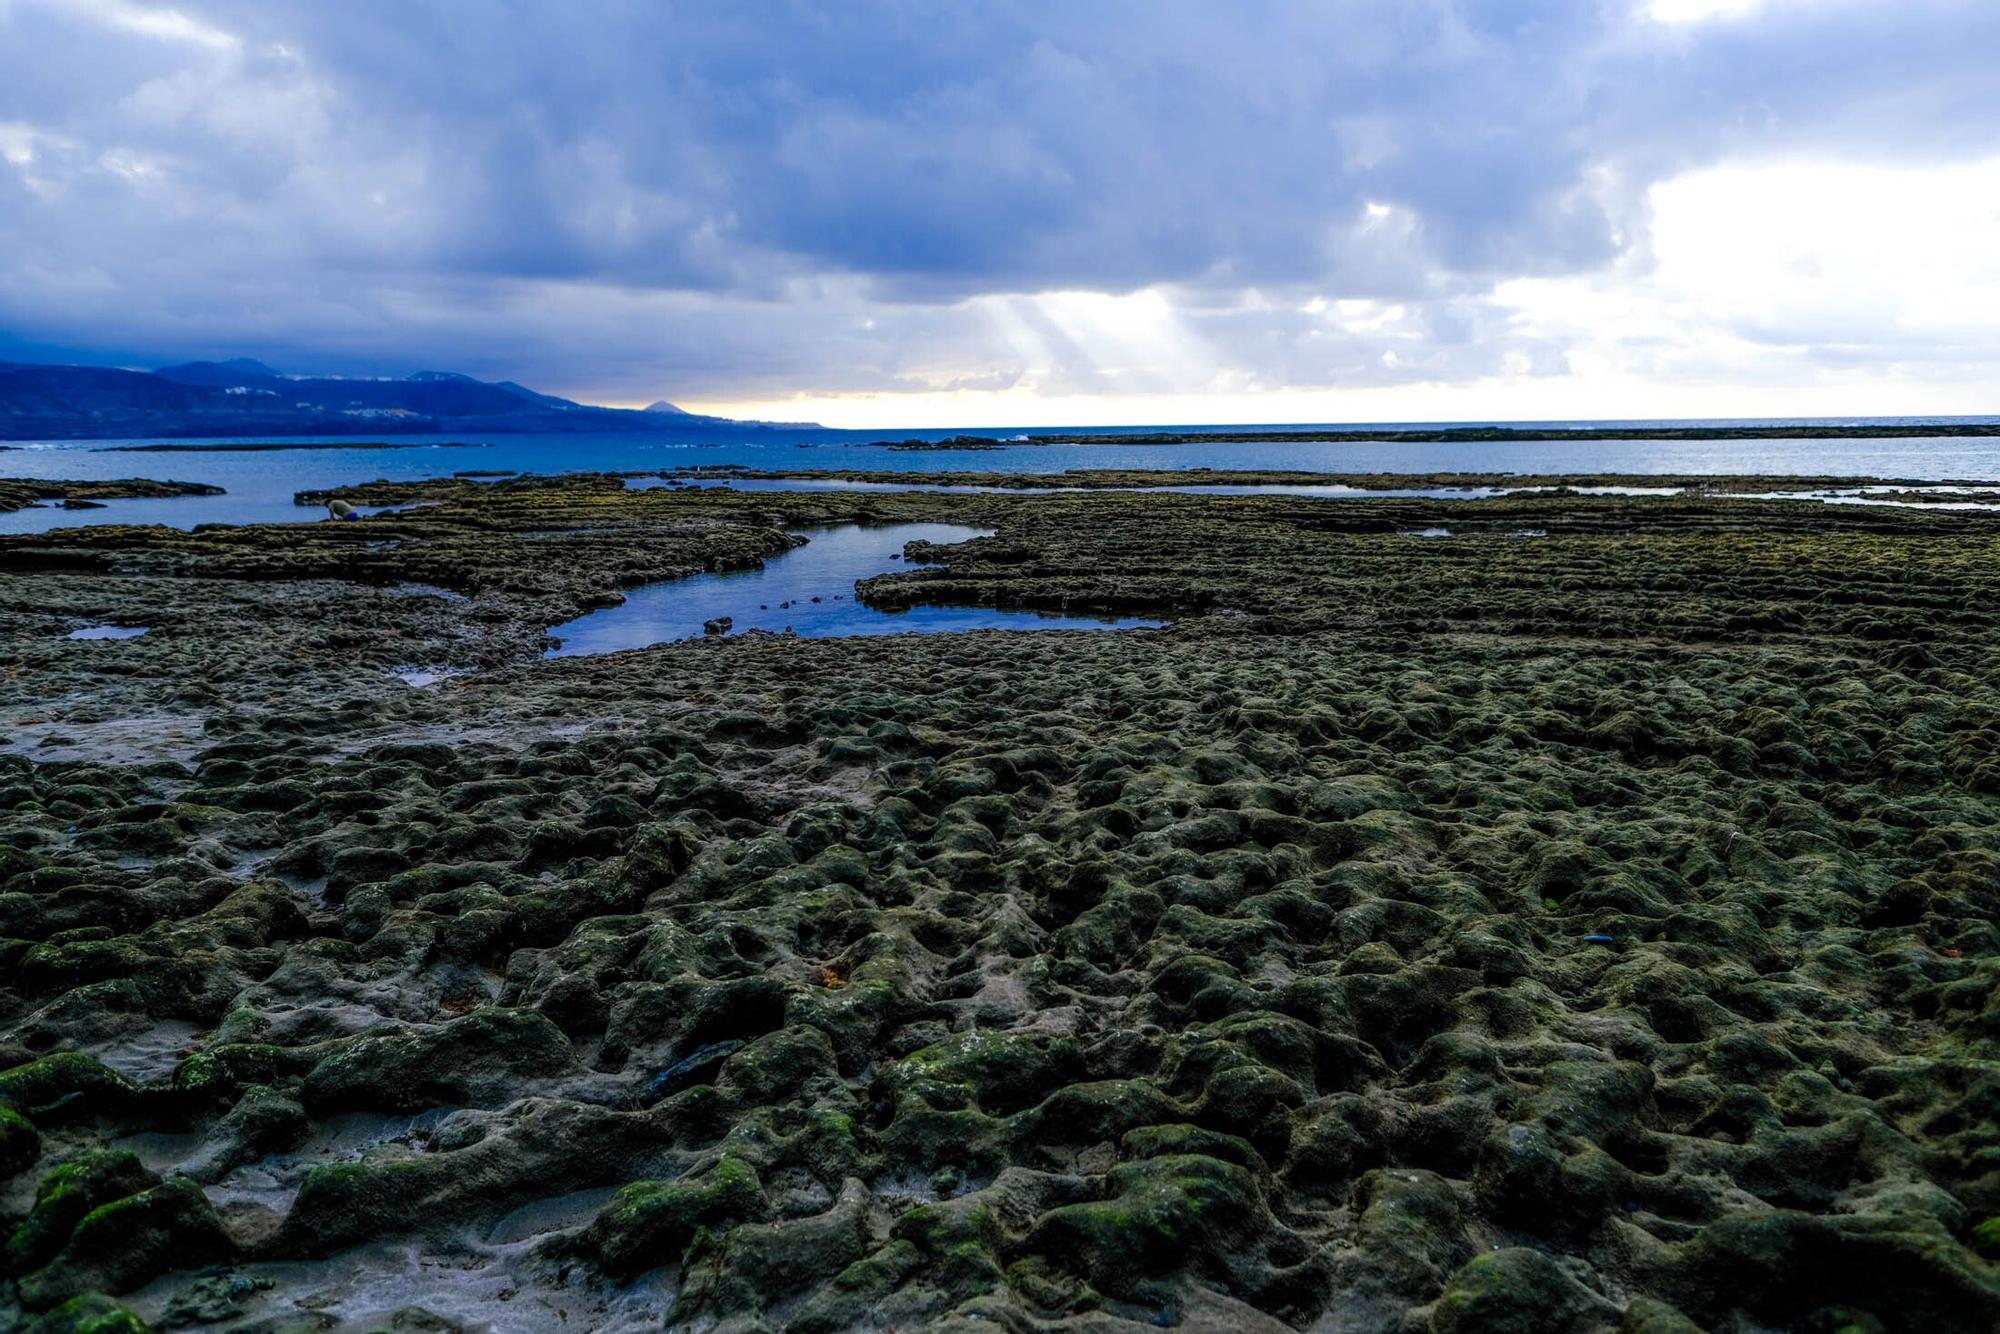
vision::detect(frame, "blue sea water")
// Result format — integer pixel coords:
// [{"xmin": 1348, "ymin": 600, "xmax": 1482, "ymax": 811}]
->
[
  {"xmin": 5, "ymin": 417, "xmax": 2000, "ymax": 533},
  {"xmin": 544, "ymin": 523, "xmax": 1161, "ymax": 656}
]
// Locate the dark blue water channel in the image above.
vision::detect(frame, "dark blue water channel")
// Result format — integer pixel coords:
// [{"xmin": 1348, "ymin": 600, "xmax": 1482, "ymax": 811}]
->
[{"xmin": 543, "ymin": 523, "xmax": 1161, "ymax": 657}]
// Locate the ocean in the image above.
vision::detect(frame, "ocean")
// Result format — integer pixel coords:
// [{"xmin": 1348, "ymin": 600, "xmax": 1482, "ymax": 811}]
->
[{"xmin": 7, "ymin": 417, "xmax": 2000, "ymax": 532}]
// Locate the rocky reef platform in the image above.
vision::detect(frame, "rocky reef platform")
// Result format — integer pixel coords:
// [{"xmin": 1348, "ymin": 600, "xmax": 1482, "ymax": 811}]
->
[
  {"xmin": 0, "ymin": 472, "xmax": 1996, "ymax": 1331},
  {"xmin": 0, "ymin": 480, "xmax": 226, "ymax": 515}
]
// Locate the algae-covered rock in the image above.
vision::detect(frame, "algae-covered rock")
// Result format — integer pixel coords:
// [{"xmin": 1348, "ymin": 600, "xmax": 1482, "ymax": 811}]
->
[
  {"xmin": 1662, "ymin": 1209, "xmax": 2000, "ymax": 1332},
  {"xmin": 670, "ymin": 1176, "xmax": 870, "ymax": 1324},
  {"xmin": 890, "ymin": 1029, "xmax": 1082, "ymax": 1118},
  {"xmin": 1429, "ymin": 1247, "xmax": 1613, "ymax": 1333},
  {"xmin": 0, "ymin": 1102, "xmax": 42, "ymax": 1178},
  {"xmin": 786, "ymin": 1238, "xmax": 930, "ymax": 1333},
  {"xmin": 301, "ymin": 1007, "xmax": 576, "ymax": 1111},
  {"xmin": 6, "ymin": 1150, "xmax": 159, "ymax": 1276},
  {"xmin": 169, "ymin": 1042, "xmax": 318, "ymax": 1105},
  {"xmin": 16, "ymin": 1293, "xmax": 150, "ymax": 1334},
  {"xmin": 182, "ymin": 1084, "xmax": 310, "ymax": 1179},
  {"xmin": 5, "ymin": 474, "xmax": 2000, "ymax": 1330},
  {"xmin": 1619, "ymin": 1296, "xmax": 1707, "ymax": 1333},
  {"xmin": 1023, "ymin": 1154, "xmax": 1263, "ymax": 1298},
  {"xmin": 17, "ymin": 1176, "xmax": 229, "ymax": 1308},
  {"xmin": 575, "ymin": 1154, "xmax": 769, "ymax": 1280},
  {"xmin": 1345, "ymin": 1167, "xmax": 1474, "ymax": 1304},
  {"xmin": 0, "ymin": 1054, "xmax": 134, "ymax": 1124}
]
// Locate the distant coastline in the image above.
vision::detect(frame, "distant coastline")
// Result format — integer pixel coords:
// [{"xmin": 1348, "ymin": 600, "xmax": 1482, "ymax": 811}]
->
[
  {"xmin": 883, "ymin": 423, "xmax": 2000, "ymax": 449},
  {"xmin": 0, "ymin": 357, "xmax": 817, "ymax": 441}
]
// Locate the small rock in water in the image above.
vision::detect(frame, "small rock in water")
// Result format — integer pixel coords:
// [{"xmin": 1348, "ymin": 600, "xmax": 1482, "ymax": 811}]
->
[
  {"xmin": 164, "ymin": 1274, "xmax": 274, "ymax": 1325},
  {"xmin": 703, "ymin": 616, "xmax": 733, "ymax": 636}
]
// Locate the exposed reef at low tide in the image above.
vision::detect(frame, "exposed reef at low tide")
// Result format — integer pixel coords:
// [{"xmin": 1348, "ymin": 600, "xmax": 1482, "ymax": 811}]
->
[
  {"xmin": 657, "ymin": 464, "xmax": 2000, "ymax": 498},
  {"xmin": 0, "ymin": 479, "xmax": 226, "ymax": 514},
  {"xmin": 0, "ymin": 473, "xmax": 1996, "ymax": 1331}
]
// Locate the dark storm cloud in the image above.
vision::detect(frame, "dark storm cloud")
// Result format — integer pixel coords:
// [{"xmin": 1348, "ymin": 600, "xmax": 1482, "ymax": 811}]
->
[{"xmin": 1, "ymin": 0, "xmax": 1996, "ymax": 404}]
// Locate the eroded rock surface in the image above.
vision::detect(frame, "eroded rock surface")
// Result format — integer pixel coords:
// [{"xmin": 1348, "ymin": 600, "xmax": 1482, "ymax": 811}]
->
[{"xmin": 0, "ymin": 475, "xmax": 1996, "ymax": 1331}]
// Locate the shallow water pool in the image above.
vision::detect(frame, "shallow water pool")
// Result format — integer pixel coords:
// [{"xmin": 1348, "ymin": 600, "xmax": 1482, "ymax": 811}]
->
[
  {"xmin": 66, "ymin": 624, "xmax": 150, "ymax": 640},
  {"xmin": 544, "ymin": 522, "xmax": 1162, "ymax": 657}
]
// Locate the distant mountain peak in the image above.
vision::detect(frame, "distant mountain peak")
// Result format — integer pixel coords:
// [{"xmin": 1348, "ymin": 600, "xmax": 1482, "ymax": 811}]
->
[
  {"xmin": 156, "ymin": 357, "xmax": 284, "ymax": 382},
  {"xmin": 210, "ymin": 357, "xmax": 282, "ymax": 377},
  {"xmin": 644, "ymin": 400, "xmax": 690, "ymax": 415}
]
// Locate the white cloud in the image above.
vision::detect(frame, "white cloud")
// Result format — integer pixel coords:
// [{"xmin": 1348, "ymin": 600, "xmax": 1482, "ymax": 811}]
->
[
  {"xmin": 1652, "ymin": 158, "xmax": 2000, "ymax": 338},
  {"xmin": 1495, "ymin": 156, "xmax": 2000, "ymax": 386},
  {"xmin": 1647, "ymin": 0, "xmax": 1768, "ymax": 24},
  {"xmin": 77, "ymin": 0, "xmax": 240, "ymax": 51}
]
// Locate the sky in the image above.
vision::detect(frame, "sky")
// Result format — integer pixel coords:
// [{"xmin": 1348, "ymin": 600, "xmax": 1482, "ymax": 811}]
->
[{"xmin": 2, "ymin": 0, "xmax": 1998, "ymax": 427}]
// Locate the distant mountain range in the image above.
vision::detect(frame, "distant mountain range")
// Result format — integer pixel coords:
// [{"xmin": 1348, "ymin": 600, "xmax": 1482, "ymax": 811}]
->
[{"xmin": 0, "ymin": 358, "xmax": 817, "ymax": 439}]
